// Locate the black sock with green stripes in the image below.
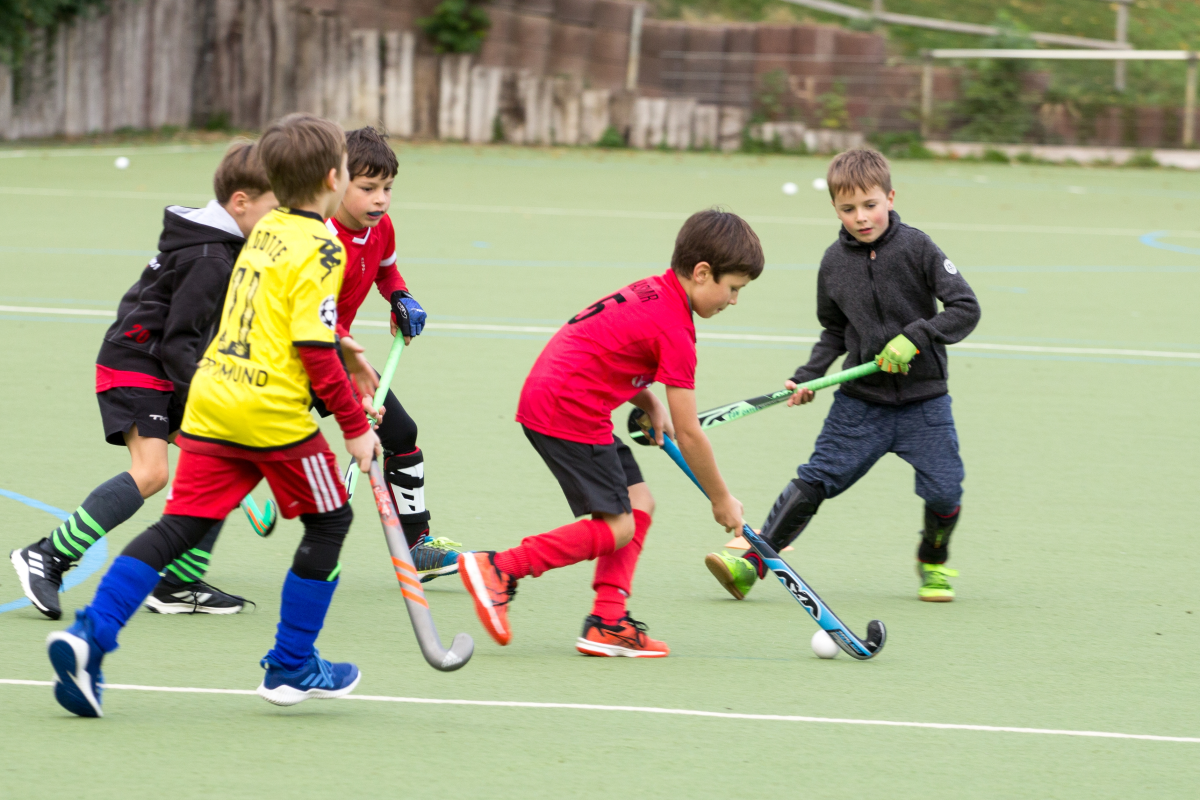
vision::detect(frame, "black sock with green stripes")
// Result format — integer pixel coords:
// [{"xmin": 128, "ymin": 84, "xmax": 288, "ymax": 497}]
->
[
  {"xmin": 46, "ymin": 472, "xmax": 144, "ymax": 561},
  {"xmin": 160, "ymin": 520, "xmax": 224, "ymax": 587}
]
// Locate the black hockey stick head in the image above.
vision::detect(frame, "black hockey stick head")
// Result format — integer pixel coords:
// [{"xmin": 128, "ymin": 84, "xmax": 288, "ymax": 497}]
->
[{"xmin": 626, "ymin": 407, "xmax": 656, "ymax": 446}]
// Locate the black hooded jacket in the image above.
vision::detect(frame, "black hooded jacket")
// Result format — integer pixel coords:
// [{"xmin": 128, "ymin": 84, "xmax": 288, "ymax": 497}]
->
[
  {"xmin": 96, "ymin": 203, "xmax": 246, "ymax": 404},
  {"xmin": 791, "ymin": 210, "xmax": 981, "ymax": 405}
]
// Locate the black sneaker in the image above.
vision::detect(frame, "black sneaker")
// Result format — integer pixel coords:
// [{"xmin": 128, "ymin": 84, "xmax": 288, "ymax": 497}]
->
[
  {"xmin": 144, "ymin": 579, "xmax": 254, "ymax": 615},
  {"xmin": 10, "ymin": 538, "xmax": 74, "ymax": 620}
]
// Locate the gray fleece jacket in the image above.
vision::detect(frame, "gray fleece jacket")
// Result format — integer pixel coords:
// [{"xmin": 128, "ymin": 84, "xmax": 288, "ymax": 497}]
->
[{"xmin": 791, "ymin": 210, "xmax": 981, "ymax": 406}]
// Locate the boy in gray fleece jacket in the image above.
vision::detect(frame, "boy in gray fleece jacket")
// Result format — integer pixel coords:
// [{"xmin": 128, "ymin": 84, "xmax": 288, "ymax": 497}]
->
[{"xmin": 706, "ymin": 148, "xmax": 981, "ymax": 602}]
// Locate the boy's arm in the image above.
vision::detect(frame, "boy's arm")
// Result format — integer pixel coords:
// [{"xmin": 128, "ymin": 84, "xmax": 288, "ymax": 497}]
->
[
  {"xmin": 790, "ymin": 269, "xmax": 849, "ymax": 385},
  {"xmin": 665, "ymin": 385, "xmax": 744, "ymax": 532},
  {"xmin": 160, "ymin": 253, "xmax": 233, "ymax": 403},
  {"xmin": 901, "ymin": 239, "xmax": 981, "ymax": 353},
  {"xmin": 298, "ymin": 345, "xmax": 380, "ymax": 470},
  {"xmin": 629, "ymin": 388, "xmax": 673, "ymax": 445}
]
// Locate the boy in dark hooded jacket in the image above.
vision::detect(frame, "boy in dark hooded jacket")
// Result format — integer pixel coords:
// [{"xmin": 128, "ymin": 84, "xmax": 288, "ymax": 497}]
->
[
  {"xmin": 10, "ymin": 141, "xmax": 276, "ymax": 619},
  {"xmin": 706, "ymin": 148, "xmax": 980, "ymax": 603}
]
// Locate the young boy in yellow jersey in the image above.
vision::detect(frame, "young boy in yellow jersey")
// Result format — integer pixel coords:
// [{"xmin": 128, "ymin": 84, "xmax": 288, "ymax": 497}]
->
[{"xmin": 46, "ymin": 114, "xmax": 382, "ymax": 717}]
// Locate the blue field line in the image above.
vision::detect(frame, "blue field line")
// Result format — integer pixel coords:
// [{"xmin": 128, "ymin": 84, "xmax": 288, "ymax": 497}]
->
[
  {"xmin": 1139, "ymin": 231, "xmax": 1200, "ymax": 256},
  {"xmin": 0, "ymin": 489, "xmax": 108, "ymax": 615}
]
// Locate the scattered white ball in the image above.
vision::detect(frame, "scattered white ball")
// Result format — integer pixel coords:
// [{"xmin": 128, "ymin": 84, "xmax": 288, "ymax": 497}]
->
[
  {"xmin": 114, "ymin": 156, "xmax": 130, "ymax": 170},
  {"xmin": 781, "ymin": 181, "xmax": 798, "ymax": 195},
  {"xmin": 811, "ymin": 629, "xmax": 839, "ymax": 659},
  {"xmin": 812, "ymin": 177, "xmax": 828, "ymax": 191}
]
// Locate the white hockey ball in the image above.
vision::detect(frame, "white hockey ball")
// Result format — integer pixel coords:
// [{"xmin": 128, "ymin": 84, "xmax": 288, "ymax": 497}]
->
[
  {"xmin": 812, "ymin": 177, "xmax": 828, "ymax": 191},
  {"xmin": 811, "ymin": 629, "xmax": 839, "ymax": 659},
  {"xmin": 781, "ymin": 181, "xmax": 798, "ymax": 195},
  {"xmin": 114, "ymin": 156, "xmax": 130, "ymax": 170}
]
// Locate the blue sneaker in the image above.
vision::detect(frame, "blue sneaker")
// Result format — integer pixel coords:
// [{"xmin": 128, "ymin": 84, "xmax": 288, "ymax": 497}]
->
[
  {"xmin": 412, "ymin": 535, "xmax": 463, "ymax": 583},
  {"xmin": 256, "ymin": 650, "xmax": 361, "ymax": 706},
  {"xmin": 47, "ymin": 610, "xmax": 105, "ymax": 718}
]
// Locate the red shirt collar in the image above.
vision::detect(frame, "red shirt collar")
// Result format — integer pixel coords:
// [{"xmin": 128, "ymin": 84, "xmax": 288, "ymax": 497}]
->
[{"xmin": 659, "ymin": 269, "xmax": 696, "ymax": 342}]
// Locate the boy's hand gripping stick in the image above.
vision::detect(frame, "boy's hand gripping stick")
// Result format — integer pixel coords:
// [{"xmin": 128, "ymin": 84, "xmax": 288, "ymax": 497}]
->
[{"xmin": 628, "ymin": 362, "xmax": 879, "ymax": 445}]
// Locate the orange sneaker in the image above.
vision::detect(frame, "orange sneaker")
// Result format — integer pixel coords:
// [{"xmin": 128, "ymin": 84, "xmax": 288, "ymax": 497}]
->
[
  {"xmin": 575, "ymin": 613, "xmax": 669, "ymax": 658},
  {"xmin": 458, "ymin": 552, "xmax": 517, "ymax": 646}
]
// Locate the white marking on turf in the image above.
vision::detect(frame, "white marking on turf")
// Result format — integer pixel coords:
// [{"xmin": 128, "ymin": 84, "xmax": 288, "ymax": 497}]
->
[
  {"xmin": 0, "ymin": 187, "xmax": 1197, "ymax": 239},
  {"xmin": 1, "ymin": 679, "xmax": 1196, "ymax": 743},
  {"xmin": 3, "ymin": 304, "xmax": 1199, "ymax": 361}
]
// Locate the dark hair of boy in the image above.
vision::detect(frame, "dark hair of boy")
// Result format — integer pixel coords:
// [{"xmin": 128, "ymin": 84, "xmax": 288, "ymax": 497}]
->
[
  {"xmin": 670, "ymin": 209, "xmax": 765, "ymax": 281},
  {"xmin": 258, "ymin": 113, "xmax": 347, "ymax": 208},
  {"xmin": 346, "ymin": 127, "xmax": 399, "ymax": 180},
  {"xmin": 213, "ymin": 141, "xmax": 271, "ymax": 205},
  {"xmin": 826, "ymin": 148, "xmax": 892, "ymax": 199}
]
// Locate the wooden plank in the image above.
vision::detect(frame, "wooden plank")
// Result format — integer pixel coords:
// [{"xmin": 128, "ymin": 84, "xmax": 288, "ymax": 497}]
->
[
  {"xmin": 382, "ymin": 31, "xmax": 415, "ymax": 137},
  {"xmin": 349, "ymin": 29, "xmax": 381, "ymax": 127}
]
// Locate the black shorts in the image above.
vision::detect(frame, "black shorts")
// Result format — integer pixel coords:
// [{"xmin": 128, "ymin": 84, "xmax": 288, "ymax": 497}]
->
[
  {"xmin": 523, "ymin": 425, "xmax": 645, "ymax": 517},
  {"xmin": 97, "ymin": 387, "xmax": 183, "ymax": 446}
]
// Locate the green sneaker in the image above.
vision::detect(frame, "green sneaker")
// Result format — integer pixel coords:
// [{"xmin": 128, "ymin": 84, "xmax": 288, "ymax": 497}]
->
[
  {"xmin": 704, "ymin": 551, "xmax": 758, "ymax": 600},
  {"xmin": 412, "ymin": 536, "xmax": 464, "ymax": 583},
  {"xmin": 916, "ymin": 562, "xmax": 958, "ymax": 602}
]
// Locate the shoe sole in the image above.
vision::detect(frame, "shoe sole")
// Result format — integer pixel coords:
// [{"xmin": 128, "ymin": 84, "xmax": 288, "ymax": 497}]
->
[
  {"xmin": 704, "ymin": 553, "xmax": 746, "ymax": 601},
  {"xmin": 919, "ymin": 594, "xmax": 954, "ymax": 603},
  {"xmin": 459, "ymin": 555, "xmax": 510, "ymax": 646},
  {"xmin": 575, "ymin": 638, "xmax": 669, "ymax": 658},
  {"xmin": 143, "ymin": 597, "xmax": 243, "ymax": 615},
  {"xmin": 11, "ymin": 549, "xmax": 60, "ymax": 619},
  {"xmin": 46, "ymin": 631, "xmax": 102, "ymax": 717},
  {"xmin": 256, "ymin": 670, "xmax": 362, "ymax": 707},
  {"xmin": 417, "ymin": 563, "xmax": 459, "ymax": 584}
]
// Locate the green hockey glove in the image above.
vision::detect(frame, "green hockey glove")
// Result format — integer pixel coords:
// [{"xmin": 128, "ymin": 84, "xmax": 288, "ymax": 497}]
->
[{"xmin": 875, "ymin": 334, "xmax": 919, "ymax": 374}]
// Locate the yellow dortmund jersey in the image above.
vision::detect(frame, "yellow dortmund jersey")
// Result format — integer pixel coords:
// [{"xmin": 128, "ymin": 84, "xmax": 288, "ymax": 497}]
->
[{"xmin": 182, "ymin": 208, "xmax": 346, "ymax": 450}]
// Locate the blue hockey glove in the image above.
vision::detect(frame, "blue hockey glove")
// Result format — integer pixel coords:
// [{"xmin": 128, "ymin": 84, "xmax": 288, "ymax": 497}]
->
[{"xmin": 390, "ymin": 291, "xmax": 426, "ymax": 338}]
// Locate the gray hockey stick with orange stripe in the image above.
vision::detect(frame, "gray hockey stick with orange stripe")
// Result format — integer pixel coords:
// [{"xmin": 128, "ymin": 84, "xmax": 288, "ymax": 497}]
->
[{"xmin": 367, "ymin": 456, "xmax": 474, "ymax": 671}]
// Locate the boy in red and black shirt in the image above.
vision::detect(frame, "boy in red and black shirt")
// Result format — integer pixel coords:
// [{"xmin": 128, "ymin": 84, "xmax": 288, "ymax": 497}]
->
[
  {"xmin": 319, "ymin": 127, "xmax": 464, "ymax": 582},
  {"xmin": 459, "ymin": 210, "xmax": 764, "ymax": 657}
]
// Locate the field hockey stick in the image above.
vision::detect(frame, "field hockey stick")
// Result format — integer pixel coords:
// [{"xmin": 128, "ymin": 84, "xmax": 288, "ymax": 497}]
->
[
  {"xmin": 634, "ymin": 417, "xmax": 886, "ymax": 660},
  {"xmin": 367, "ymin": 455, "xmax": 474, "ymax": 671},
  {"xmin": 628, "ymin": 362, "xmax": 880, "ymax": 446},
  {"xmin": 240, "ymin": 494, "xmax": 278, "ymax": 537},
  {"xmin": 343, "ymin": 335, "xmax": 407, "ymax": 499}
]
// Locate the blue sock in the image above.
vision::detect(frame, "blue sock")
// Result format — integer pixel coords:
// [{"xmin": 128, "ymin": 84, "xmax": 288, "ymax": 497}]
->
[
  {"xmin": 84, "ymin": 555, "xmax": 162, "ymax": 652},
  {"xmin": 265, "ymin": 570, "xmax": 339, "ymax": 671}
]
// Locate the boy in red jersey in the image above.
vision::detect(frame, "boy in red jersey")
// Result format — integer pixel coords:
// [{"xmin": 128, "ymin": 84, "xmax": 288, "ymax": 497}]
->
[
  {"xmin": 46, "ymin": 114, "xmax": 380, "ymax": 717},
  {"xmin": 458, "ymin": 210, "xmax": 764, "ymax": 657},
  {"xmin": 321, "ymin": 127, "xmax": 465, "ymax": 582}
]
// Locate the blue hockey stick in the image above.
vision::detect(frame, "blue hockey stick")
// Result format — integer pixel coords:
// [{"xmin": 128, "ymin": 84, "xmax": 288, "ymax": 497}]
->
[{"xmin": 646, "ymin": 427, "xmax": 886, "ymax": 660}]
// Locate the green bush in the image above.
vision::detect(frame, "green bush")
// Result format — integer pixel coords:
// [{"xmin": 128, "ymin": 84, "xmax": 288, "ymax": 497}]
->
[
  {"xmin": 982, "ymin": 148, "xmax": 1011, "ymax": 163},
  {"xmin": 952, "ymin": 13, "xmax": 1035, "ymax": 143},
  {"xmin": 869, "ymin": 131, "xmax": 934, "ymax": 159},
  {"xmin": 1125, "ymin": 149, "xmax": 1159, "ymax": 168},
  {"xmin": 596, "ymin": 126, "xmax": 626, "ymax": 148},
  {"xmin": 418, "ymin": 0, "xmax": 491, "ymax": 55},
  {"xmin": 818, "ymin": 81, "xmax": 851, "ymax": 130},
  {"xmin": 0, "ymin": 0, "xmax": 106, "ymax": 68}
]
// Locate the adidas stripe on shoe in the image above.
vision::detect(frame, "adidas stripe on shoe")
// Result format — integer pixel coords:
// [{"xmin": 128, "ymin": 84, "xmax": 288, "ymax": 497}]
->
[{"xmin": 256, "ymin": 651, "xmax": 361, "ymax": 706}]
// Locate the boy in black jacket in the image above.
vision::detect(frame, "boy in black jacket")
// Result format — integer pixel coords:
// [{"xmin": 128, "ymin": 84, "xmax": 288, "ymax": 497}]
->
[
  {"xmin": 10, "ymin": 142, "xmax": 276, "ymax": 619},
  {"xmin": 706, "ymin": 148, "xmax": 980, "ymax": 602}
]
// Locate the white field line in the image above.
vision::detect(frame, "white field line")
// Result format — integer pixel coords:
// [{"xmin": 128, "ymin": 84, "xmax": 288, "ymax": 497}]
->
[
  {"xmin": 1, "ymin": 679, "xmax": 1195, "ymax": 743},
  {"xmin": 1, "ymin": 187, "xmax": 1197, "ymax": 239},
  {"xmin": 3, "ymin": 305, "xmax": 1198, "ymax": 360}
]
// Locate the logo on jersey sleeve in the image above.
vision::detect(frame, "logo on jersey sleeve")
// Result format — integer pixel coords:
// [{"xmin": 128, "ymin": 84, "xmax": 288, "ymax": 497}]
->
[
  {"xmin": 319, "ymin": 296, "xmax": 338, "ymax": 331},
  {"xmin": 943, "ymin": 259, "xmax": 958, "ymax": 275}
]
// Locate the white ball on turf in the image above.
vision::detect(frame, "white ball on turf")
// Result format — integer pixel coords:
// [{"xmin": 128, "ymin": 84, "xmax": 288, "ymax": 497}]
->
[
  {"xmin": 781, "ymin": 181, "xmax": 798, "ymax": 195},
  {"xmin": 114, "ymin": 156, "xmax": 130, "ymax": 170},
  {"xmin": 811, "ymin": 629, "xmax": 839, "ymax": 659},
  {"xmin": 812, "ymin": 177, "xmax": 828, "ymax": 191}
]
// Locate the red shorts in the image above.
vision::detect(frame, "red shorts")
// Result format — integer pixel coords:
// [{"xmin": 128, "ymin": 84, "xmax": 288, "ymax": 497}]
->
[{"xmin": 164, "ymin": 447, "xmax": 348, "ymax": 520}]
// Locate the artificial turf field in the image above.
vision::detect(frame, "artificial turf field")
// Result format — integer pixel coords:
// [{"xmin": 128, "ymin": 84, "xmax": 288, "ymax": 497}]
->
[{"xmin": 0, "ymin": 141, "xmax": 1198, "ymax": 799}]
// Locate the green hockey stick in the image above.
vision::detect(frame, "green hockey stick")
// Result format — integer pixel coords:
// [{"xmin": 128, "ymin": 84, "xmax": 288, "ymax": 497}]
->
[
  {"xmin": 342, "ymin": 334, "xmax": 407, "ymax": 498},
  {"xmin": 628, "ymin": 361, "xmax": 880, "ymax": 445}
]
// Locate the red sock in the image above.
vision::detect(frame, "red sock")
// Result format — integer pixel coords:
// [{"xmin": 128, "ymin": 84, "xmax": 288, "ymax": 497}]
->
[
  {"xmin": 494, "ymin": 518, "xmax": 615, "ymax": 579},
  {"xmin": 591, "ymin": 510, "xmax": 652, "ymax": 624}
]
